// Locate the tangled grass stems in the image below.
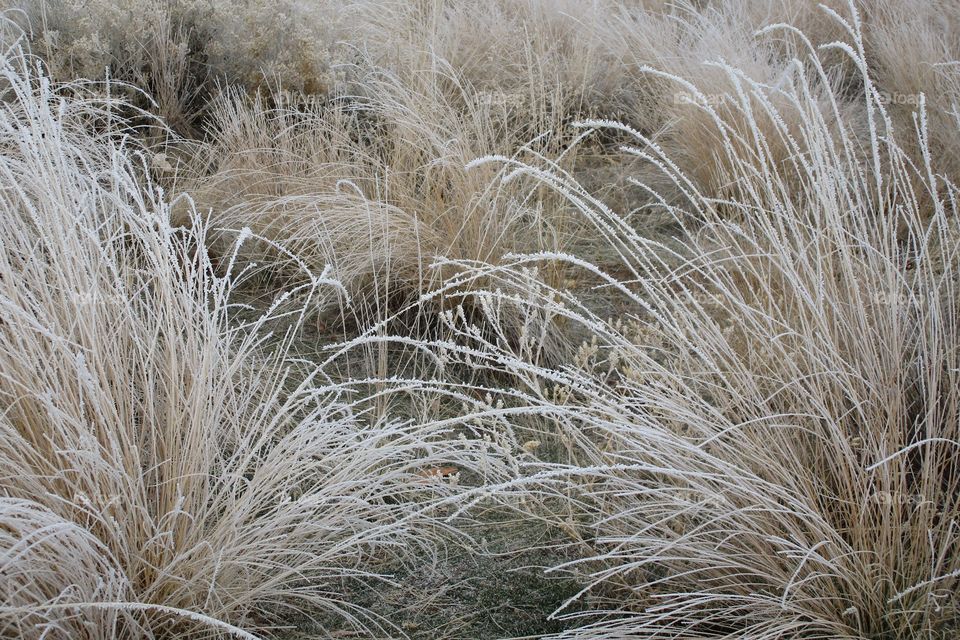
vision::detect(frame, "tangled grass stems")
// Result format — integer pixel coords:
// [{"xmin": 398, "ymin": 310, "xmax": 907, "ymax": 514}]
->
[
  {"xmin": 0, "ymin": 42, "xmax": 517, "ymax": 640},
  {"xmin": 414, "ymin": 2, "xmax": 960, "ymax": 637},
  {"xmin": 3, "ymin": 1, "xmax": 960, "ymax": 638}
]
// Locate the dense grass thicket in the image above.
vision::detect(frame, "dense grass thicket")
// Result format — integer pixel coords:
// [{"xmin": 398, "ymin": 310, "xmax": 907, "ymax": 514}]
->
[{"xmin": 1, "ymin": 1, "xmax": 958, "ymax": 638}]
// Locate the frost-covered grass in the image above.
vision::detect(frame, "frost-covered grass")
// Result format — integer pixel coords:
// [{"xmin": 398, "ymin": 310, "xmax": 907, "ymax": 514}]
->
[
  {"xmin": 0, "ymin": 42, "xmax": 515, "ymax": 639},
  {"xmin": 418, "ymin": 4, "xmax": 960, "ymax": 636},
  {"xmin": 0, "ymin": 1, "xmax": 959, "ymax": 638}
]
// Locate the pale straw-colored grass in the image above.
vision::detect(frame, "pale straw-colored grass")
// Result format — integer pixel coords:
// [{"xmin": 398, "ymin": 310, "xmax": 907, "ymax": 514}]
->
[
  {"xmin": 0, "ymin": 41, "xmax": 511, "ymax": 639},
  {"xmin": 413, "ymin": 3, "xmax": 960, "ymax": 637}
]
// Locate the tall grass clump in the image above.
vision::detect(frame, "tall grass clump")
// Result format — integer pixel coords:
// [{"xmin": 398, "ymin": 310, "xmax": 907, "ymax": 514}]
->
[
  {"xmin": 182, "ymin": 59, "xmax": 577, "ymax": 337},
  {"xmin": 355, "ymin": 0, "xmax": 673, "ymax": 124},
  {"xmin": 0, "ymin": 42, "xmax": 509, "ymax": 639},
  {"xmin": 422, "ymin": 3, "xmax": 960, "ymax": 637},
  {"xmin": 863, "ymin": 0, "xmax": 960, "ymax": 187},
  {"xmin": 586, "ymin": 0, "xmax": 859, "ymax": 208}
]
